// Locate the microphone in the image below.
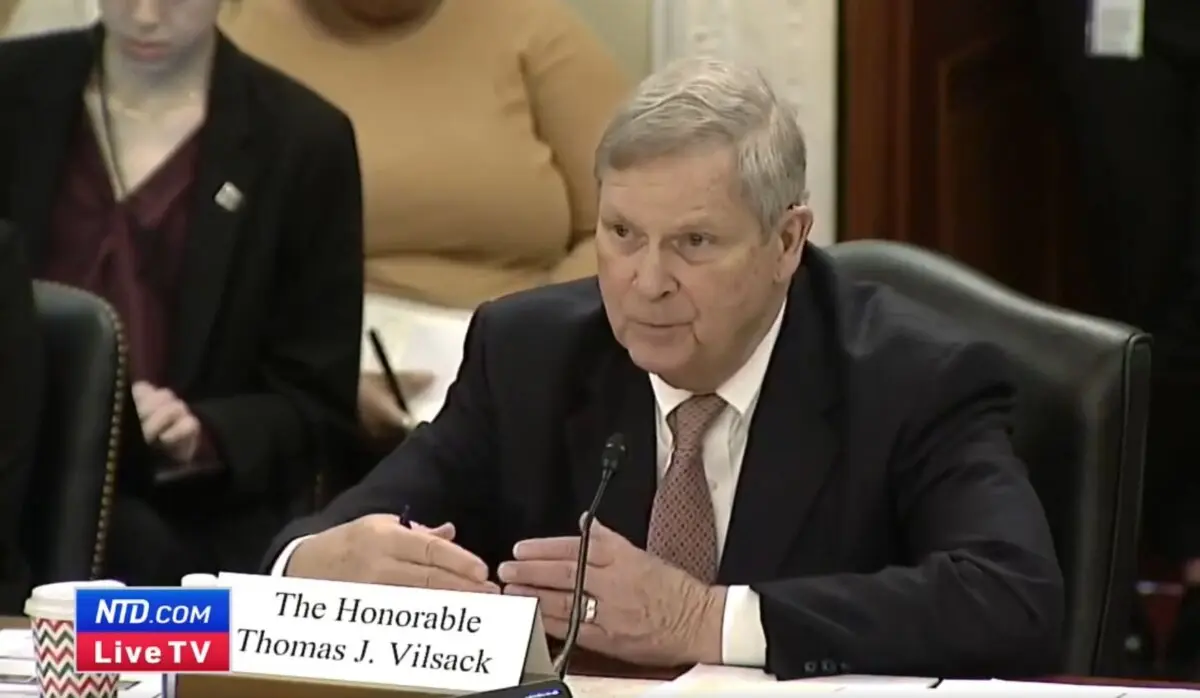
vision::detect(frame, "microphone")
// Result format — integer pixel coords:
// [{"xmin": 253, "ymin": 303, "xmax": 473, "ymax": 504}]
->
[
  {"xmin": 463, "ymin": 435, "xmax": 624, "ymax": 698},
  {"xmin": 553, "ymin": 433, "xmax": 624, "ymax": 678}
]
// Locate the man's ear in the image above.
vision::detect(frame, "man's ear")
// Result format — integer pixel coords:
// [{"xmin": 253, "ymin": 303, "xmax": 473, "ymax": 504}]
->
[
  {"xmin": 778, "ymin": 204, "xmax": 813, "ymax": 255},
  {"xmin": 773, "ymin": 205, "xmax": 813, "ymax": 282}
]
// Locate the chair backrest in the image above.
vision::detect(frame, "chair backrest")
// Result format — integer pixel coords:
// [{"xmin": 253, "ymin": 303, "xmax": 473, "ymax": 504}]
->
[
  {"xmin": 827, "ymin": 240, "xmax": 1151, "ymax": 676},
  {"xmin": 25, "ymin": 281, "xmax": 125, "ymax": 584}
]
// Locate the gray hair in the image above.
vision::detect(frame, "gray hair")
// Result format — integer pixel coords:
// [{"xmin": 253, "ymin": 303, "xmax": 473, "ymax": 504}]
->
[{"xmin": 594, "ymin": 57, "xmax": 808, "ymax": 234}]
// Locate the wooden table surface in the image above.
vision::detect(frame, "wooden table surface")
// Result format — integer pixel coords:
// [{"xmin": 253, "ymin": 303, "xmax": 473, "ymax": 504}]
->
[
  {"xmin": 5, "ymin": 616, "xmax": 1199, "ymax": 692},
  {"xmin": 564, "ymin": 647, "xmax": 1200, "ymax": 690}
]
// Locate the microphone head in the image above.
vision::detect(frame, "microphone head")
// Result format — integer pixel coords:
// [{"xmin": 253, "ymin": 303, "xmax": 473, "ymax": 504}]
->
[{"xmin": 601, "ymin": 433, "xmax": 625, "ymax": 474}]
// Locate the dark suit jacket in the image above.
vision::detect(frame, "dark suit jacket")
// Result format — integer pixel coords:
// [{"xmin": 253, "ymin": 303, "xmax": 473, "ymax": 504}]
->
[
  {"xmin": 267, "ymin": 247, "xmax": 1063, "ymax": 679},
  {"xmin": 0, "ymin": 222, "xmax": 40, "ymax": 612},
  {"xmin": 0, "ymin": 29, "xmax": 364, "ymax": 568}
]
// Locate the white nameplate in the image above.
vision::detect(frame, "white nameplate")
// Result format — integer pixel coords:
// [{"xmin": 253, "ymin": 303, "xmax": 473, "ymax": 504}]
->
[{"xmin": 214, "ymin": 572, "xmax": 554, "ymax": 694}]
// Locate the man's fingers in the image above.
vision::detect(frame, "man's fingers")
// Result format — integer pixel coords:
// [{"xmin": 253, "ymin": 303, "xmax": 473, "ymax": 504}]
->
[
  {"xmin": 389, "ymin": 528, "xmax": 489, "ymax": 583},
  {"xmin": 423, "ymin": 535, "xmax": 490, "ymax": 582},
  {"xmin": 412, "ymin": 522, "xmax": 455, "ymax": 540},
  {"xmin": 516, "ymin": 531, "xmax": 615, "ymax": 567},
  {"xmin": 497, "ymin": 560, "xmax": 575, "ymax": 591},
  {"xmin": 382, "ymin": 561, "xmax": 499, "ymax": 594},
  {"xmin": 513, "ymin": 536, "xmax": 580, "ymax": 561},
  {"xmin": 502, "ymin": 585, "xmax": 573, "ymax": 621}
]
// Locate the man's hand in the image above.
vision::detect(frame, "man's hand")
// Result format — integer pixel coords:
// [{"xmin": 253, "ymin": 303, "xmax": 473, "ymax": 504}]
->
[
  {"xmin": 288, "ymin": 513, "xmax": 500, "ymax": 594},
  {"xmin": 498, "ymin": 517, "xmax": 725, "ymax": 666},
  {"xmin": 132, "ymin": 381, "xmax": 201, "ymax": 463}
]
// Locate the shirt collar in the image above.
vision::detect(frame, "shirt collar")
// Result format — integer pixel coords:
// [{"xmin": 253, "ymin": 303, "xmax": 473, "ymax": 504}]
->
[{"xmin": 649, "ymin": 300, "xmax": 787, "ymax": 420}]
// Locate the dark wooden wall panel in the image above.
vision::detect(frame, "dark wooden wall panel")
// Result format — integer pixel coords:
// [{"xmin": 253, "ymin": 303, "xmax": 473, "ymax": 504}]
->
[{"xmin": 841, "ymin": 0, "xmax": 1081, "ymax": 305}]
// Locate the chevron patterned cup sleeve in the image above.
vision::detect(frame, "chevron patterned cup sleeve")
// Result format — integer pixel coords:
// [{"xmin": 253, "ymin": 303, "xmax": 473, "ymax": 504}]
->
[{"xmin": 31, "ymin": 617, "xmax": 119, "ymax": 698}]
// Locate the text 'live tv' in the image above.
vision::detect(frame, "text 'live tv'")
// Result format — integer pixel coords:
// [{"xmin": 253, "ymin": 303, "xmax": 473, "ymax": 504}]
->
[{"xmin": 74, "ymin": 587, "xmax": 232, "ymax": 673}]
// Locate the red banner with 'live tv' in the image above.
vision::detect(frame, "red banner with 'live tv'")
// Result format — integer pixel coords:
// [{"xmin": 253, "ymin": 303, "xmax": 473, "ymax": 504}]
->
[{"xmin": 73, "ymin": 588, "xmax": 230, "ymax": 672}]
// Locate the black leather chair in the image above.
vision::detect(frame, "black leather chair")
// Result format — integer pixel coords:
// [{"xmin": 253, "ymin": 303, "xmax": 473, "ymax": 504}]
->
[
  {"xmin": 828, "ymin": 240, "xmax": 1151, "ymax": 677},
  {"xmin": 24, "ymin": 281, "xmax": 126, "ymax": 584}
]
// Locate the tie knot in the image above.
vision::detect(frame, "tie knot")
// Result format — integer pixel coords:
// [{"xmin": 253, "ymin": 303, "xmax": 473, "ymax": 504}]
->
[{"xmin": 667, "ymin": 394, "xmax": 727, "ymax": 447}]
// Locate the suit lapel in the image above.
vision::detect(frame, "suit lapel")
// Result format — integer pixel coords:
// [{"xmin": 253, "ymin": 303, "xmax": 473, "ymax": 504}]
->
[
  {"xmin": 8, "ymin": 32, "xmax": 93, "ymax": 266},
  {"xmin": 168, "ymin": 36, "xmax": 259, "ymax": 390},
  {"xmin": 563, "ymin": 332, "xmax": 657, "ymax": 548},
  {"xmin": 718, "ymin": 269, "xmax": 841, "ymax": 584}
]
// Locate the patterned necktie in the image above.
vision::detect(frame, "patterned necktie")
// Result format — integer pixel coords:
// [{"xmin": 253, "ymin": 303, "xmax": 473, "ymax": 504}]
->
[{"xmin": 646, "ymin": 394, "xmax": 727, "ymax": 582}]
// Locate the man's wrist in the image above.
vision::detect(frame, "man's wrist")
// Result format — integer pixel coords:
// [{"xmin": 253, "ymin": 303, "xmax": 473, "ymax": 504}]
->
[{"xmin": 685, "ymin": 584, "xmax": 727, "ymax": 665}]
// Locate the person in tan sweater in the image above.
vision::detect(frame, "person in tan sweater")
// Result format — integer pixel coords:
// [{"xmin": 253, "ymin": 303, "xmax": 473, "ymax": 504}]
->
[{"xmin": 221, "ymin": 0, "xmax": 629, "ymax": 440}]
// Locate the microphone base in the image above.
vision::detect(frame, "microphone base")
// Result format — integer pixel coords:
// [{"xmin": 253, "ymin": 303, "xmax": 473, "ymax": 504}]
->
[{"xmin": 459, "ymin": 678, "xmax": 572, "ymax": 698}]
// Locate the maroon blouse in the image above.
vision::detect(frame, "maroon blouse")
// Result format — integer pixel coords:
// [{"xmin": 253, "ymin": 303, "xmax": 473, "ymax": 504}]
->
[{"xmin": 40, "ymin": 117, "xmax": 200, "ymax": 386}]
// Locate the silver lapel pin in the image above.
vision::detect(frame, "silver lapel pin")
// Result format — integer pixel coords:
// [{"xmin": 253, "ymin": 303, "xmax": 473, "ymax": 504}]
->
[{"xmin": 214, "ymin": 182, "xmax": 243, "ymax": 212}]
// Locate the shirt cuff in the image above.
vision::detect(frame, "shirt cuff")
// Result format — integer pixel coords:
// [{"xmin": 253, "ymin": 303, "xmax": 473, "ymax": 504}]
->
[
  {"xmin": 721, "ymin": 585, "xmax": 767, "ymax": 667},
  {"xmin": 271, "ymin": 536, "xmax": 313, "ymax": 576}
]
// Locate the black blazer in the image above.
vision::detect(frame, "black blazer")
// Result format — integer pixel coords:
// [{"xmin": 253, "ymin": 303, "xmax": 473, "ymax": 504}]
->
[
  {"xmin": 0, "ymin": 222, "xmax": 40, "ymax": 613},
  {"xmin": 0, "ymin": 29, "xmax": 364, "ymax": 563},
  {"xmin": 267, "ymin": 247, "xmax": 1064, "ymax": 679}
]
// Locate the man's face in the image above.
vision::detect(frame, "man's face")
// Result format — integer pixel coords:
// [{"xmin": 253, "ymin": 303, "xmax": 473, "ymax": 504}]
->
[
  {"xmin": 596, "ymin": 147, "xmax": 811, "ymax": 390},
  {"xmin": 99, "ymin": 0, "xmax": 222, "ymax": 69}
]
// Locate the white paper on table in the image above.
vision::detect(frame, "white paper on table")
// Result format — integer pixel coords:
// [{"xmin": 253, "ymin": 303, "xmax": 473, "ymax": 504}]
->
[
  {"xmin": 936, "ymin": 679, "xmax": 1129, "ymax": 696},
  {"xmin": 643, "ymin": 664, "xmax": 938, "ymax": 695},
  {"xmin": 566, "ymin": 674, "xmax": 666, "ymax": 698},
  {"xmin": 0, "ymin": 630, "xmax": 33, "ymax": 661},
  {"xmin": 400, "ymin": 314, "xmax": 469, "ymax": 423},
  {"xmin": 360, "ymin": 294, "xmax": 472, "ymax": 424}
]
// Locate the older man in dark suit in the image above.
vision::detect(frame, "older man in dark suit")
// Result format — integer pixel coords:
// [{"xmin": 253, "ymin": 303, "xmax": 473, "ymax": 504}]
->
[{"xmin": 267, "ymin": 57, "xmax": 1063, "ymax": 679}]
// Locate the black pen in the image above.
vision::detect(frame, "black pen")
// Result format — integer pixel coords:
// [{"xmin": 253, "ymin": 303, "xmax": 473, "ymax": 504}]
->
[{"xmin": 367, "ymin": 328, "xmax": 408, "ymax": 414}]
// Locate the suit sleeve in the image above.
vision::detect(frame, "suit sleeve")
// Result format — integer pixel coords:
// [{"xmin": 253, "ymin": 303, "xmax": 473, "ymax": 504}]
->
[
  {"xmin": 752, "ymin": 343, "xmax": 1064, "ymax": 679},
  {"xmin": 0, "ymin": 228, "xmax": 39, "ymax": 612},
  {"xmin": 190, "ymin": 113, "xmax": 363, "ymax": 499},
  {"xmin": 260, "ymin": 304, "xmax": 502, "ymax": 570}
]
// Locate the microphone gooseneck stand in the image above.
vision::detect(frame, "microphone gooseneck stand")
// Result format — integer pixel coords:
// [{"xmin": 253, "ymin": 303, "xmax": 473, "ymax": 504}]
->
[{"xmin": 464, "ymin": 434, "xmax": 625, "ymax": 698}]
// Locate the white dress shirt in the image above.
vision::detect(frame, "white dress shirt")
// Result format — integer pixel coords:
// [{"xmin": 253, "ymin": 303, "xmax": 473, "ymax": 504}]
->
[
  {"xmin": 647, "ymin": 302, "xmax": 784, "ymax": 668},
  {"xmin": 273, "ymin": 301, "xmax": 786, "ymax": 668}
]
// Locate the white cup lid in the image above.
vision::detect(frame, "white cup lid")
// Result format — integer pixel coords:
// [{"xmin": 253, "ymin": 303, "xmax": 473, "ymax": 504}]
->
[
  {"xmin": 24, "ymin": 579, "xmax": 125, "ymax": 620},
  {"xmin": 180, "ymin": 574, "xmax": 218, "ymax": 587}
]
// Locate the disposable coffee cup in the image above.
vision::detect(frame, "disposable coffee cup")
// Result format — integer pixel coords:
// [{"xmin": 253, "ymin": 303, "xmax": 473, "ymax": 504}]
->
[{"xmin": 24, "ymin": 580, "xmax": 125, "ymax": 698}]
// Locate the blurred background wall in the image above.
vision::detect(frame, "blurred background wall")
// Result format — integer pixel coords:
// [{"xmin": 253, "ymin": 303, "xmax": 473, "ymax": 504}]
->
[{"xmin": 0, "ymin": 0, "xmax": 839, "ymax": 245}]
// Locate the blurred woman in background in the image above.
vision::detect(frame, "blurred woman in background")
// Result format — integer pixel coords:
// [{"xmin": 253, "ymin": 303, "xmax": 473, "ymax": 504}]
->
[
  {"xmin": 0, "ymin": 0, "xmax": 364, "ymax": 585},
  {"xmin": 222, "ymin": 0, "xmax": 629, "ymax": 445}
]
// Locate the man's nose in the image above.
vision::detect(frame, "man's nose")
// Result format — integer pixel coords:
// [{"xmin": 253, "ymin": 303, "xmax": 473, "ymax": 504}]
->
[{"xmin": 631, "ymin": 247, "xmax": 676, "ymax": 299}]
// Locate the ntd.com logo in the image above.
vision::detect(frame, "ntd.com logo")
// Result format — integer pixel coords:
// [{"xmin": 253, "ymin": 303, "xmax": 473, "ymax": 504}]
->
[{"xmin": 75, "ymin": 588, "xmax": 231, "ymax": 673}]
